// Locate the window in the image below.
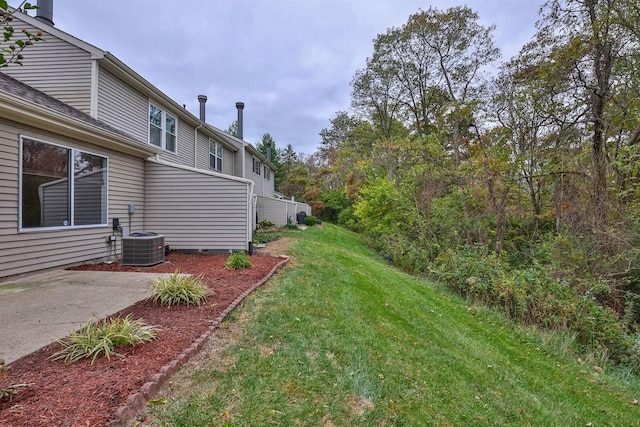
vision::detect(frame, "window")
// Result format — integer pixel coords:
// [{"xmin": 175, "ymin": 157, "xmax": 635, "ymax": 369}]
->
[
  {"xmin": 209, "ymin": 139, "xmax": 223, "ymax": 172},
  {"xmin": 149, "ymin": 103, "xmax": 177, "ymax": 153},
  {"xmin": 253, "ymin": 157, "xmax": 262, "ymax": 175},
  {"xmin": 264, "ymin": 165, "xmax": 271, "ymax": 180},
  {"xmin": 21, "ymin": 137, "xmax": 107, "ymax": 229}
]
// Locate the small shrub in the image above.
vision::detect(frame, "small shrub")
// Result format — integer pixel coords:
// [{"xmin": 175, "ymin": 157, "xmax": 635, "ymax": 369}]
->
[
  {"xmin": 304, "ymin": 215, "xmax": 318, "ymax": 226},
  {"xmin": 253, "ymin": 232, "xmax": 282, "ymax": 244},
  {"xmin": 51, "ymin": 315, "xmax": 158, "ymax": 364},
  {"xmin": 225, "ymin": 251, "xmax": 253, "ymax": 270},
  {"xmin": 258, "ymin": 219, "xmax": 275, "ymax": 229},
  {"xmin": 152, "ymin": 270, "xmax": 209, "ymax": 307},
  {"xmin": 284, "ymin": 222, "xmax": 299, "ymax": 230}
]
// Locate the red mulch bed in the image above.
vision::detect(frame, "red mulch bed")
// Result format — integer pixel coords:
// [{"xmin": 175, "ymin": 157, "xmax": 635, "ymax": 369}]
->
[{"xmin": 0, "ymin": 252, "xmax": 286, "ymax": 426}]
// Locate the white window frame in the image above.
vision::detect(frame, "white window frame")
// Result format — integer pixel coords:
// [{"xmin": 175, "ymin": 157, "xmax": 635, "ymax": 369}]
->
[
  {"xmin": 19, "ymin": 135, "xmax": 109, "ymax": 232},
  {"xmin": 209, "ymin": 139, "xmax": 223, "ymax": 172},
  {"xmin": 149, "ymin": 102, "xmax": 177, "ymax": 153}
]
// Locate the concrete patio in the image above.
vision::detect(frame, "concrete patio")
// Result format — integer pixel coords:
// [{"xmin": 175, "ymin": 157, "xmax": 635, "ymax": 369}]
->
[{"xmin": 0, "ymin": 270, "xmax": 160, "ymax": 365}]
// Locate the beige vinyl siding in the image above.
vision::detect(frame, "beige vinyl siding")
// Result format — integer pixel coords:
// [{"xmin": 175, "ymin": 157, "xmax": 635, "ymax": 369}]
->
[
  {"xmin": 154, "ymin": 107, "xmax": 194, "ymax": 167},
  {"xmin": 222, "ymin": 146, "xmax": 234, "ymax": 175},
  {"xmin": 1, "ymin": 21, "xmax": 93, "ymax": 113},
  {"xmin": 97, "ymin": 67, "xmax": 147, "ymax": 141},
  {"xmin": 263, "ymin": 167, "xmax": 275, "ymax": 197},
  {"xmin": 197, "ymin": 136, "xmax": 235, "ymax": 176},
  {"xmin": 0, "ymin": 118, "xmax": 146, "ymax": 280},
  {"xmin": 195, "ymin": 132, "xmax": 209, "ymax": 170},
  {"xmin": 245, "ymin": 154, "xmax": 276, "ymax": 197},
  {"xmin": 256, "ymin": 195, "xmax": 311, "ymax": 227},
  {"xmin": 108, "ymin": 155, "xmax": 145, "ymax": 235},
  {"xmin": 0, "ymin": 127, "xmax": 19, "ymax": 237},
  {"xmin": 234, "ymin": 146, "xmax": 244, "ymax": 179},
  {"xmin": 246, "ymin": 153, "xmax": 264, "ymax": 196},
  {"xmin": 144, "ymin": 160, "xmax": 249, "ymax": 251}
]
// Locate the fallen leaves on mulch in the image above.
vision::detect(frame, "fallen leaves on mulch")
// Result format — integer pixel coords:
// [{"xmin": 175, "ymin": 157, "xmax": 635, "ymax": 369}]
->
[{"xmin": 0, "ymin": 252, "xmax": 286, "ymax": 426}]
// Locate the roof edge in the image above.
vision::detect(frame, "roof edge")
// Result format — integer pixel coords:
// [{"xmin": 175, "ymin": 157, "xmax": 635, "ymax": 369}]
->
[
  {"xmin": 9, "ymin": 7, "xmax": 105, "ymax": 59},
  {"xmin": 0, "ymin": 89, "xmax": 159, "ymax": 158},
  {"xmin": 147, "ymin": 157, "xmax": 255, "ymax": 185}
]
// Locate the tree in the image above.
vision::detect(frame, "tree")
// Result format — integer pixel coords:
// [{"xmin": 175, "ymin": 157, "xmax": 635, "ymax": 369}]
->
[
  {"xmin": 255, "ymin": 133, "xmax": 280, "ymax": 166},
  {"xmin": 1, "ymin": 1, "xmax": 42, "ymax": 67},
  {"xmin": 256, "ymin": 133, "xmax": 287, "ymax": 189},
  {"xmin": 226, "ymin": 120, "xmax": 238, "ymax": 138},
  {"xmin": 532, "ymin": 0, "xmax": 637, "ymax": 225},
  {"xmin": 275, "ymin": 143, "xmax": 308, "ymax": 200},
  {"xmin": 350, "ymin": 6, "xmax": 499, "ymax": 245}
]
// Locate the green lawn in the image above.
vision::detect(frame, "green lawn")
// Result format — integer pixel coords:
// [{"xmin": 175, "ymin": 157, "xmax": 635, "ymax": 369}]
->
[{"xmin": 142, "ymin": 224, "xmax": 639, "ymax": 426}]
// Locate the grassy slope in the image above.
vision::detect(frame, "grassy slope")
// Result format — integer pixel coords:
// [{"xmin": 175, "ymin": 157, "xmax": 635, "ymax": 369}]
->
[{"xmin": 147, "ymin": 224, "xmax": 639, "ymax": 426}]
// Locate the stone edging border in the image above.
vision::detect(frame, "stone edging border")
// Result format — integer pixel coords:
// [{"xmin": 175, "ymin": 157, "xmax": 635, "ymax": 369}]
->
[{"xmin": 109, "ymin": 255, "xmax": 291, "ymax": 426}]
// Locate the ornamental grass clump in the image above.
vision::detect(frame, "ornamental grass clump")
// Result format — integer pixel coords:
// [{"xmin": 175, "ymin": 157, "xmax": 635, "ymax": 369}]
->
[
  {"xmin": 151, "ymin": 270, "xmax": 209, "ymax": 307},
  {"xmin": 224, "ymin": 251, "xmax": 253, "ymax": 270},
  {"xmin": 51, "ymin": 315, "xmax": 158, "ymax": 364}
]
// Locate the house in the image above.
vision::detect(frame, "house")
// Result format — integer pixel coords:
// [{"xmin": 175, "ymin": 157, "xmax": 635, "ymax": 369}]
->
[{"xmin": 0, "ymin": 2, "xmax": 309, "ymax": 280}]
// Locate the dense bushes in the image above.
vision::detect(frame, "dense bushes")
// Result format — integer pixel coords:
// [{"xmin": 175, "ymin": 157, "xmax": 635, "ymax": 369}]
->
[{"xmin": 434, "ymin": 246, "xmax": 640, "ymax": 369}]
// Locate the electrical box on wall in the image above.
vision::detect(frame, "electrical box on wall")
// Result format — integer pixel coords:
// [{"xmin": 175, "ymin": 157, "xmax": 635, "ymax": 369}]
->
[{"xmin": 128, "ymin": 204, "xmax": 135, "ymax": 214}]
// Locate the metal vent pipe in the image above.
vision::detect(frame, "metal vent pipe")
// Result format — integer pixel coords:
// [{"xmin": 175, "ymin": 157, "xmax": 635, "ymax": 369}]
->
[
  {"xmin": 236, "ymin": 102, "xmax": 244, "ymax": 140},
  {"xmin": 35, "ymin": 0, "xmax": 54, "ymax": 26},
  {"xmin": 197, "ymin": 95, "xmax": 207, "ymax": 122}
]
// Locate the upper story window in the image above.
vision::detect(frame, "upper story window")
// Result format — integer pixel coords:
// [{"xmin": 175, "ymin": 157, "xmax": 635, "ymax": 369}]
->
[
  {"xmin": 264, "ymin": 165, "xmax": 271, "ymax": 180},
  {"xmin": 253, "ymin": 157, "xmax": 262, "ymax": 175},
  {"xmin": 149, "ymin": 103, "xmax": 177, "ymax": 153},
  {"xmin": 20, "ymin": 137, "xmax": 108, "ymax": 230},
  {"xmin": 209, "ymin": 139, "xmax": 223, "ymax": 172}
]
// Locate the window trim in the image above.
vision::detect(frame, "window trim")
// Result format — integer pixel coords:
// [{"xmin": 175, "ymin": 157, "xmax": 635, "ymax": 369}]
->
[
  {"xmin": 253, "ymin": 157, "xmax": 262, "ymax": 175},
  {"xmin": 264, "ymin": 165, "xmax": 271, "ymax": 180},
  {"xmin": 19, "ymin": 135, "xmax": 109, "ymax": 232},
  {"xmin": 149, "ymin": 102, "xmax": 178, "ymax": 154},
  {"xmin": 209, "ymin": 139, "xmax": 223, "ymax": 172}
]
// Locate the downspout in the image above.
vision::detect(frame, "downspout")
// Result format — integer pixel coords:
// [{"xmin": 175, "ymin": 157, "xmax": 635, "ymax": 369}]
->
[
  {"xmin": 194, "ymin": 123, "xmax": 203, "ymax": 168},
  {"xmin": 247, "ymin": 179, "xmax": 255, "ymax": 253}
]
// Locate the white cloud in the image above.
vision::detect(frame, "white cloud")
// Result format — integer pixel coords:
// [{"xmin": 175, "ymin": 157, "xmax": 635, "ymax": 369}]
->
[{"xmin": 36, "ymin": 0, "xmax": 542, "ymax": 154}]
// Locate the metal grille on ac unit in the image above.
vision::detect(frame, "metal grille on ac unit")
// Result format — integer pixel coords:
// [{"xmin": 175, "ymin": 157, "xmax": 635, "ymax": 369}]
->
[{"xmin": 121, "ymin": 232, "xmax": 165, "ymax": 266}]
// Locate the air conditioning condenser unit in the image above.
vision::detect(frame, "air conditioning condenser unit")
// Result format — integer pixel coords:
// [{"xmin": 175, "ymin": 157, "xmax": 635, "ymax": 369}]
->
[{"xmin": 121, "ymin": 232, "xmax": 165, "ymax": 266}]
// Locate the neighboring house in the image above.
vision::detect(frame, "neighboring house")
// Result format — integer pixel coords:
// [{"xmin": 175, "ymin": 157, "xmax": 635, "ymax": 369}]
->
[{"xmin": 0, "ymin": 4, "xmax": 309, "ymax": 280}]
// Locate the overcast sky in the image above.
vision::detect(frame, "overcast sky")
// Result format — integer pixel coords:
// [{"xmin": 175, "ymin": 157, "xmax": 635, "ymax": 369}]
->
[{"xmin": 40, "ymin": 1, "xmax": 543, "ymax": 155}]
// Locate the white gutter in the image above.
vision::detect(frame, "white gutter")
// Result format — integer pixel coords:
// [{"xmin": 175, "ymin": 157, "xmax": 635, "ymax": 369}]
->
[
  {"xmin": 247, "ymin": 180, "xmax": 255, "ymax": 248},
  {"xmin": 146, "ymin": 157, "xmax": 253, "ymax": 184},
  {"xmin": 0, "ymin": 91, "xmax": 159, "ymax": 158}
]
